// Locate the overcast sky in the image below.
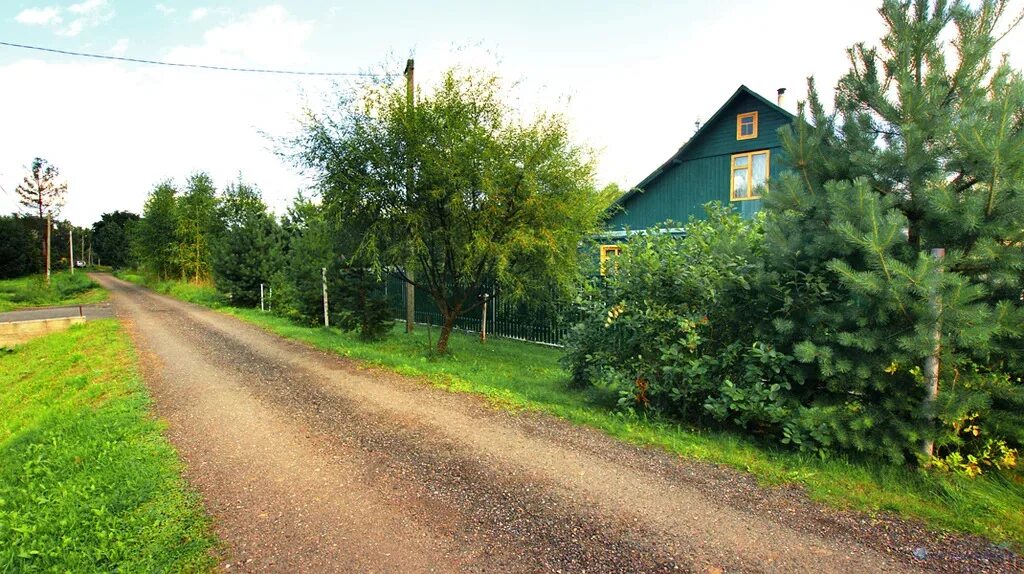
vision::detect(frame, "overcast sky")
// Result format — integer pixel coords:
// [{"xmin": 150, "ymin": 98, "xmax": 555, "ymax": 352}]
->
[{"xmin": 2, "ymin": 0, "xmax": 1023, "ymax": 226}]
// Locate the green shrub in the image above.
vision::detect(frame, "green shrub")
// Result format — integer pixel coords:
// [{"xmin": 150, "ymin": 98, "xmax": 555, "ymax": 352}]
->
[{"xmin": 563, "ymin": 205, "xmax": 798, "ymax": 435}]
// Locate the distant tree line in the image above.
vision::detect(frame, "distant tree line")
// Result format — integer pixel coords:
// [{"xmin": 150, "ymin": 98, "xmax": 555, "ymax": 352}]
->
[{"xmin": 0, "ymin": 214, "xmax": 91, "ymax": 279}]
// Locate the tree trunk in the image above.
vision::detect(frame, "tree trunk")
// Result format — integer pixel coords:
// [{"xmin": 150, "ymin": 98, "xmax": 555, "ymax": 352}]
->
[
  {"xmin": 435, "ymin": 302, "xmax": 463, "ymax": 354},
  {"xmin": 921, "ymin": 247, "xmax": 945, "ymax": 459}
]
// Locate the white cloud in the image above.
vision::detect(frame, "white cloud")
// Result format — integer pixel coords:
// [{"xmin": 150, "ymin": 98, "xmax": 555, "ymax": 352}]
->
[
  {"xmin": 108, "ymin": 38, "xmax": 129, "ymax": 56},
  {"xmin": 67, "ymin": 0, "xmax": 105, "ymax": 15},
  {"xmin": 155, "ymin": 4, "xmax": 175, "ymax": 16},
  {"xmin": 14, "ymin": 6, "xmax": 62, "ymax": 26},
  {"xmin": 15, "ymin": 0, "xmax": 113, "ymax": 36},
  {"xmin": 190, "ymin": 7, "xmax": 209, "ymax": 21},
  {"xmin": 167, "ymin": 5, "xmax": 314, "ymax": 68},
  {"xmin": 57, "ymin": 0, "xmax": 113, "ymax": 36}
]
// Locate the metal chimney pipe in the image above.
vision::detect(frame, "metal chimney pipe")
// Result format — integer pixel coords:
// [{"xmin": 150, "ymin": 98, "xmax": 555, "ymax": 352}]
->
[{"xmin": 777, "ymin": 87, "xmax": 787, "ymax": 107}]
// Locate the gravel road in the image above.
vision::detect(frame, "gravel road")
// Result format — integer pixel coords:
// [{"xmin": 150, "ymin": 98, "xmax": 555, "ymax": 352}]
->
[{"xmin": 93, "ymin": 274, "xmax": 1022, "ymax": 573}]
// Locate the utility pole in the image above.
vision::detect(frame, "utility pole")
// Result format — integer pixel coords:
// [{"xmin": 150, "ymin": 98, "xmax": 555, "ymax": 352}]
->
[
  {"xmin": 404, "ymin": 58, "xmax": 416, "ymax": 334},
  {"xmin": 69, "ymin": 224, "xmax": 74, "ymax": 275},
  {"xmin": 45, "ymin": 213, "xmax": 52, "ymax": 284}
]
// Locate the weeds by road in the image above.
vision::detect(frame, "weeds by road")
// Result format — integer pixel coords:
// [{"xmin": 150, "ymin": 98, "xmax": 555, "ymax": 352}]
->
[
  {"xmin": 116, "ymin": 271, "xmax": 1024, "ymax": 549},
  {"xmin": 0, "ymin": 271, "xmax": 106, "ymax": 312},
  {"xmin": 0, "ymin": 319, "xmax": 217, "ymax": 572}
]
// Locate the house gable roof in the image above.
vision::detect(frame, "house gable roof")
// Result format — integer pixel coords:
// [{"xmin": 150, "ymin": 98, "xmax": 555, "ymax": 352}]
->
[{"xmin": 613, "ymin": 85, "xmax": 795, "ymax": 208}]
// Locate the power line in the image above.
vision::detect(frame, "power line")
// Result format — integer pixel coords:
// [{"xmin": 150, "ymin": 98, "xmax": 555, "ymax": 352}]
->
[{"xmin": 0, "ymin": 40, "xmax": 388, "ymax": 77}]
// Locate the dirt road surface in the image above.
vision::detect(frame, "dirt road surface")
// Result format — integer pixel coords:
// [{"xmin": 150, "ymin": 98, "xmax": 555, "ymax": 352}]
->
[{"xmin": 92, "ymin": 274, "xmax": 1020, "ymax": 573}]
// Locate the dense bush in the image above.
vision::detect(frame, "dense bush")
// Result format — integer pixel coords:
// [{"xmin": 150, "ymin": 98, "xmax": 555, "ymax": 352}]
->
[
  {"xmin": 563, "ymin": 201, "xmax": 1022, "ymax": 468},
  {"xmin": 563, "ymin": 206, "xmax": 799, "ymax": 435}
]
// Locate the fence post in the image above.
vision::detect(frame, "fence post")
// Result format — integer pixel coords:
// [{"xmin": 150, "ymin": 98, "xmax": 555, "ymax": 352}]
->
[
  {"xmin": 260, "ymin": 283, "xmax": 265, "ymax": 312},
  {"xmin": 268, "ymin": 286, "xmax": 272, "ymax": 312},
  {"xmin": 322, "ymin": 267, "xmax": 330, "ymax": 328},
  {"xmin": 480, "ymin": 293, "xmax": 489, "ymax": 343},
  {"xmin": 405, "ymin": 269, "xmax": 415, "ymax": 333}
]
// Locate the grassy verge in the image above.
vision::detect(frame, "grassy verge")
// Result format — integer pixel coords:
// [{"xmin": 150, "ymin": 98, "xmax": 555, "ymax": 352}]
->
[
  {"xmin": 0, "ymin": 319, "xmax": 217, "ymax": 572},
  {"xmin": 116, "ymin": 272, "xmax": 1024, "ymax": 548},
  {"xmin": 0, "ymin": 271, "xmax": 107, "ymax": 312}
]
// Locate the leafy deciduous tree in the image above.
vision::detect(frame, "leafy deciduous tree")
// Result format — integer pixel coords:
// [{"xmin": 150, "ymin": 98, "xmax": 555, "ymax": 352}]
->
[{"xmin": 293, "ymin": 68, "xmax": 612, "ymax": 352}]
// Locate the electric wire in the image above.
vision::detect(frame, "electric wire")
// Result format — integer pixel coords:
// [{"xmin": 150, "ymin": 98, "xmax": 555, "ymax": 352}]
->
[{"xmin": 0, "ymin": 40, "xmax": 389, "ymax": 77}]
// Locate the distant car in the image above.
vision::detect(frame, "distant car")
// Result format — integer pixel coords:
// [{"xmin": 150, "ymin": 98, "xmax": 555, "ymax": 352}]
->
[{"xmin": 75, "ymin": 260, "xmax": 86, "ymax": 268}]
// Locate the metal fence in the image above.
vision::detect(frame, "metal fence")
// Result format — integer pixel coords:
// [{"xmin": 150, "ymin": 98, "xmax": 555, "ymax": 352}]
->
[{"xmin": 382, "ymin": 276, "xmax": 578, "ymax": 346}]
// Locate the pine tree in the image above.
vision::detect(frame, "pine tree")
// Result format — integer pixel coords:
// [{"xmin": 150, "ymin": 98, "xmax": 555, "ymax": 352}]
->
[
  {"xmin": 273, "ymin": 195, "xmax": 339, "ymax": 325},
  {"xmin": 15, "ymin": 158, "xmax": 67, "ymax": 278},
  {"xmin": 336, "ymin": 261, "xmax": 392, "ymax": 341},
  {"xmin": 765, "ymin": 0, "xmax": 1024, "ymax": 462},
  {"xmin": 212, "ymin": 178, "xmax": 278, "ymax": 307}
]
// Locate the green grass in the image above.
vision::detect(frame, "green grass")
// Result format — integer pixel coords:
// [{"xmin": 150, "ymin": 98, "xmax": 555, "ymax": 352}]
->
[
  {"xmin": 0, "ymin": 271, "xmax": 107, "ymax": 312},
  {"xmin": 0, "ymin": 320, "xmax": 217, "ymax": 572},
  {"xmin": 116, "ymin": 272, "xmax": 1024, "ymax": 549}
]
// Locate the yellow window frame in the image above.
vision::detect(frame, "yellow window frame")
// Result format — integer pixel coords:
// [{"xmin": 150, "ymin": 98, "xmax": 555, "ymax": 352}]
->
[
  {"xmin": 730, "ymin": 149, "xmax": 770, "ymax": 202},
  {"xmin": 600, "ymin": 245, "xmax": 622, "ymax": 276},
  {"xmin": 736, "ymin": 111, "xmax": 758, "ymax": 140}
]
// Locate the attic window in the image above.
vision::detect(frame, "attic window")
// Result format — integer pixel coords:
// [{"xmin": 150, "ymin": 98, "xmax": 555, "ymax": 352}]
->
[
  {"xmin": 736, "ymin": 111, "xmax": 758, "ymax": 140},
  {"xmin": 731, "ymin": 150, "xmax": 770, "ymax": 201}
]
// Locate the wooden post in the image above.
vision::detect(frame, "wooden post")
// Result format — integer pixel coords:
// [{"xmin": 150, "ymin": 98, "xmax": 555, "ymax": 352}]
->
[
  {"xmin": 45, "ymin": 213, "xmax": 51, "ymax": 284},
  {"xmin": 404, "ymin": 58, "xmax": 416, "ymax": 334},
  {"xmin": 322, "ymin": 267, "xmax": 330, "ymax": 328},
  {"xmin": 922, "ymin": 247, "xmax": 945, "ymax": 458},
  {"xmin": 480, "ymin": 293, "xmax": 489, "ymax": 343}
]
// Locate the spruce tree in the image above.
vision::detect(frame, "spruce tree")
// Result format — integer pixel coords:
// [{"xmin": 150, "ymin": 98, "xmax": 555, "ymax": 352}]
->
[{"xmin": 765, "ymin": 0, "xmax": 1024, "ymax": 462}]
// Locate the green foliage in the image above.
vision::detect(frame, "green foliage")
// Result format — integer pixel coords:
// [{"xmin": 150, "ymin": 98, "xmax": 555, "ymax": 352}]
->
[
  {"xmin": 335, "ymin": 262, "xmax": 391, "ymax": 341},
  {"xmin": 562, "ymin": 205, "xmax": 800, "ymax": 435},
  {"xmin": 134, "ymin": 181, "xmax": 180, "ymax": 280},
  {"xmin": 0, "ymin": 215, "xmax": 39, "ymax": 279},
  {"xmin": 292, "ymin": 66, "xmax": 613, "ymax": 352},
  {"xmin": 212, "ymin": 178, "xmax": 278, "ymax": 307},
  {"xmin": 758, "ymin": 0, "xmax": 1024, "ymax": 463},
  {"xmin": 0, "ymin": 320, "xmax": 216, "ymax": 572},
  {"xmin": 271, "ymin": 195, "xmax": 341, "ymax": 325},
  {"xmin": 91, "ymin": 211, "xmax": 139, "ymax": 269},
  {"xmin": 175, "ymin": 173, "xmax": 220, "ymax": 283}
]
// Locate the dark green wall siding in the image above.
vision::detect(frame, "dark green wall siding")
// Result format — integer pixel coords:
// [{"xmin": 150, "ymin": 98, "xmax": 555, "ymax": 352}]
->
[{"xmin": 608, "ymin": 92, "xmax": 791, "ymax": 231}]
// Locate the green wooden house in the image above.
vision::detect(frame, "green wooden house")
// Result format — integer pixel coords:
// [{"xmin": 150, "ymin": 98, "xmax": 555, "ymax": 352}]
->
[{"xmin": 599, "ymin": 86, "xmax": 794, "ymax": 269}]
